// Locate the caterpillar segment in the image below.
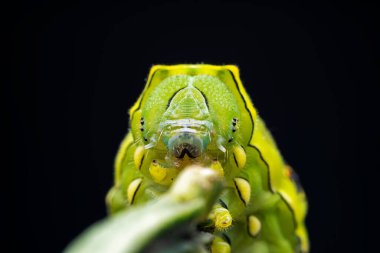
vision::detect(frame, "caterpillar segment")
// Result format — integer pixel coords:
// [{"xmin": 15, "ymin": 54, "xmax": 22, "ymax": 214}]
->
[{"xmin": 106, "ymin": 65, "xmax": 309, "ymax": 253}]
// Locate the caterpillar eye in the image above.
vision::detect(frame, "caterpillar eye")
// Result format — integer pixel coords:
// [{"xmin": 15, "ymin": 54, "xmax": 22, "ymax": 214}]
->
[{"xmin": 232, "ymin": 118, "xmax": 239, "ymax": 132}]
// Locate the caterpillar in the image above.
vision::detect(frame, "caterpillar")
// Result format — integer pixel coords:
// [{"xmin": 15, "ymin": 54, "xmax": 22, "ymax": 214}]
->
[{"xmin": 106, "ymin": 64, "xmax": 309, "ymax": 253}]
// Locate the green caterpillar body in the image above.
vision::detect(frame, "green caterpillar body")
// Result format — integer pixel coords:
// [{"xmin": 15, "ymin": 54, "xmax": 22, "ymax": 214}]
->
[{"xmin": 106, "ymin": 65, "xmax": 309, "ymax": 253}]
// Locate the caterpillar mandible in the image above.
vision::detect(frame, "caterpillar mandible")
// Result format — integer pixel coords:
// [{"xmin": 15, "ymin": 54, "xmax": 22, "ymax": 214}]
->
[{"xmin": 106, "ymin": 64, "xmax": 309, "ymax": 253}]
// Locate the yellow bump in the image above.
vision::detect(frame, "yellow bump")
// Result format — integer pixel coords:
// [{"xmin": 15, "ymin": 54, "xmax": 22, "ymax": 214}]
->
[
  {"xmin": 149, "ymin": 160, "xmax": 167, "ymax": 183},
  {"xmin": 248, "ymin": 215, "xmax": 261, "ymax": 237},
  {"xmin": 211, "ymin": 160, "xmax": 224, "ymax": 177},
  {"xmin": 148, "ymin": 160, "xmax": 179, "ymax": 186},
  {"xmin": 211, "ymin": 236, "xmax": 231, "ymax": 253},
  {"xmin": 214, "ymin": 208, "xmax": 232, "ymax": 230},
  {"xmin": 232, "ymin": 145, "xmax": 246, "ymax": 169},
  {"xmin": 234, "ymin": 177, "xmax": 251, "ymax": 205},
  {"xmin": 208, "ymin": 204, "xmax": 233, "ymax": 231},
  {"xmin": 127, "ymin": 178, "xmax": 142, "ymax": 204},
  {"xmin": 134, "ymin": 146, "xmax": 145, "ymax": 169}
]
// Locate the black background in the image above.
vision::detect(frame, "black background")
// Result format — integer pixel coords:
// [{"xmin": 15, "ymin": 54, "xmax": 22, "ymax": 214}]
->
[{"xmin": 9, "ymin": 0, "xmax": 376, "ymax": 252}]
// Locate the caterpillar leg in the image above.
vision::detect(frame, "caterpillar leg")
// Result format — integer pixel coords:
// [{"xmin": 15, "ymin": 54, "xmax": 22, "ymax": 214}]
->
[
  {"xmin": 211, "ymin": 236, "xmax": 231, "ymax": 253},
  {"xmin": 208, "ymin": 203, "xmax": 233, "ymax": 231}
]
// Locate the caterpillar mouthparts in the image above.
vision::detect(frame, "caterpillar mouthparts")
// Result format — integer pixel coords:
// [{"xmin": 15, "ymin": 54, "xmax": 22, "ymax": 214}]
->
[{"xmin": 168, "ymin": 132, "xmax": 203, "ymax": 159}]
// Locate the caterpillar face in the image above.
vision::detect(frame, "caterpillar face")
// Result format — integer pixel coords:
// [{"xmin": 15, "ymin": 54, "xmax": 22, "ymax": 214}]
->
[
  {"xmin": 136, "ymin": 74, "xmax": 242, "ymax": 167},
  {"xmin": 159, "ymin": 84, "xmax": 213, "ymax": 160}
]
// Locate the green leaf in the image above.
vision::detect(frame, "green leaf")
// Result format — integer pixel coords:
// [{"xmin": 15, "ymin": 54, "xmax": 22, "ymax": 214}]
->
[{"xmin": 64, "ymin": 166, "xmax": 223, "ymax": 253}]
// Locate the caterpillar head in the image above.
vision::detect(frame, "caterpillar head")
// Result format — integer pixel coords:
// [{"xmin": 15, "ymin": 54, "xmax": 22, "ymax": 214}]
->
[{"xmin": 130, "ymin": 65, "xmax": 257, "ymax": 167}]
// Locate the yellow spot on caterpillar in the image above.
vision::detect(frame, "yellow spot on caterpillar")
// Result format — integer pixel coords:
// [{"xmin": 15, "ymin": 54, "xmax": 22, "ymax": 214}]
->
[
  {"xmin": 209, "ymin": 204, "xmax": 232, "ymax": 231},
  {"xmin": 148, "ymin": 160, "xmax": 179, "ymax": 186},
  {"xmin": 127, "ymin": 178, "xmax": 142, "ymax": 204},
  {"xmin": 211, "ymin": 160, "xmax": 224, "ymax": 177},
  {"xmin": 211, "ymin": 236, "xmax": 231, "ymax": 253},
  {"xmin": 149, "ymin": 160, "xmax": 167, "ymax": 182},
  {"xmin": 232, "ymin": 145, "xmax": 246, "ymax": 169},
  {"xmin": 216, "ymin": 214, "xmax": 232, "ymax": 230},
  {"xmin": 248, "ymin": 215, "xmax": 261, "ymax": 237},
  {"xmin": 234, "ymin": 177, "xmax": 251, "ymax": 205},
  {"xmin": 134, "ymin": 146, "xmax": 145, "ymax": 170}
]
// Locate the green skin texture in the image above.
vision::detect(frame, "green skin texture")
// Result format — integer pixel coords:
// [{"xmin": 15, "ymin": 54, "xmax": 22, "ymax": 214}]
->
[{"xmin": 107, "ymin": 73, "xmax": 302, "ymax": 253}]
